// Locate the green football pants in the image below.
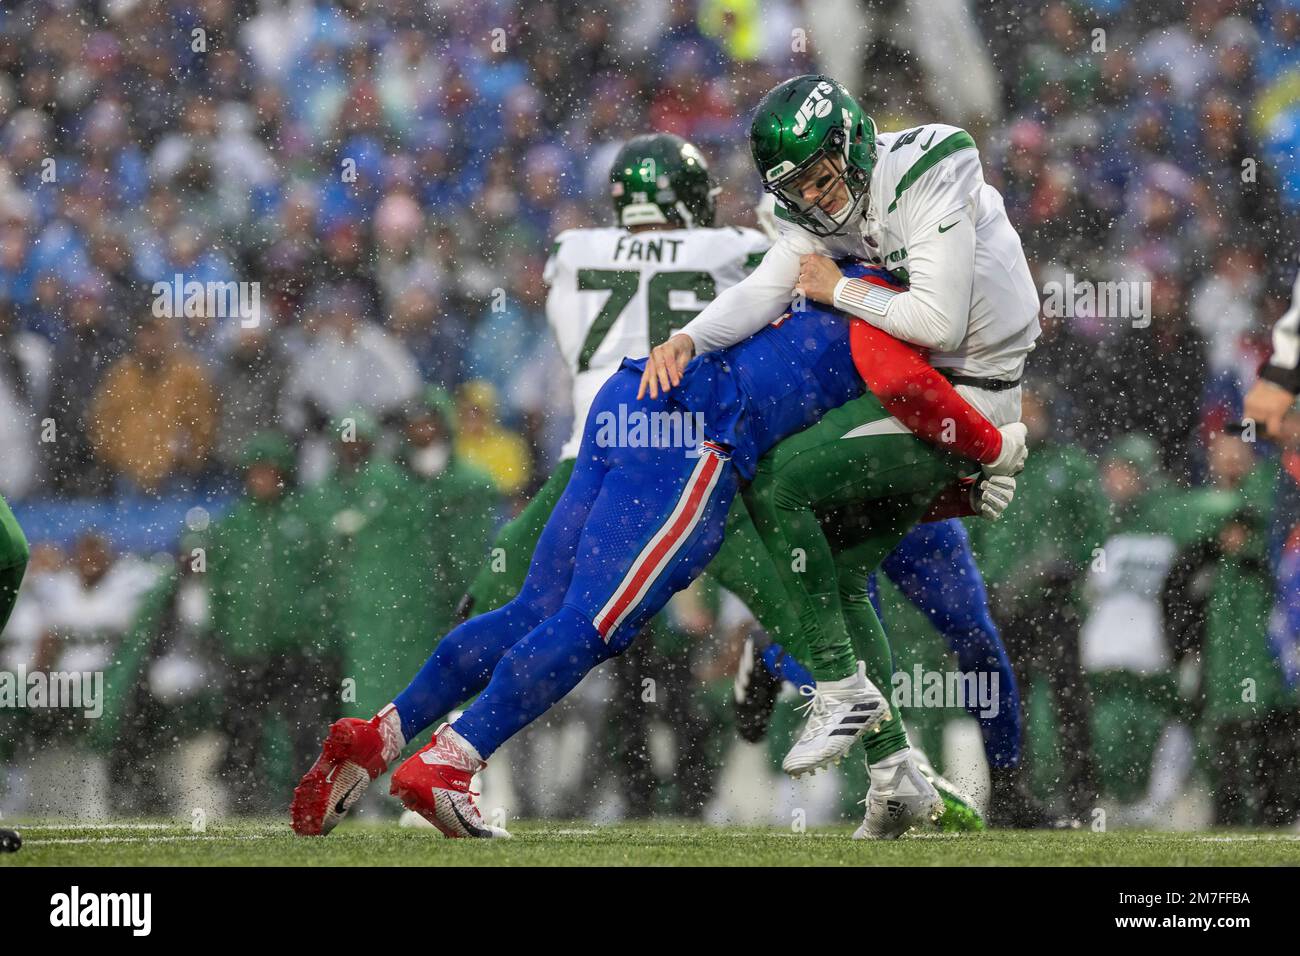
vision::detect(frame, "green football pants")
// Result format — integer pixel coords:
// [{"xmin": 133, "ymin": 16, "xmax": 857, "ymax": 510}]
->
[{"xmin": 743, "ymin": 392, "xmax": 965, "ymax": 762}]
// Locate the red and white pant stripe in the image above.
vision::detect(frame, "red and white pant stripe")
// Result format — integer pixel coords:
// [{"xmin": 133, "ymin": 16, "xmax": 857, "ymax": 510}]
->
[{"xmin": 592, "ymin": 444, "xmax": 728, "ymax": 642}]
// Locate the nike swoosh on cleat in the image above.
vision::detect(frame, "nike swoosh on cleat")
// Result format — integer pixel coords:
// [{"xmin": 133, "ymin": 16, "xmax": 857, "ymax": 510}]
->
[
  {"xmin": 334, "ymin": 779, "xmax": 362, "ymax": 815},
  {"xmin": 450, "ymin": 799, "xmax": 493, "ymax": 838}
]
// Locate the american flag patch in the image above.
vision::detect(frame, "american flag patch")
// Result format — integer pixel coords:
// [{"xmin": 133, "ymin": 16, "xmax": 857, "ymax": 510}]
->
[{"xmin": 835, "ymin": 278, "xmax": 901, "ymax": 317}]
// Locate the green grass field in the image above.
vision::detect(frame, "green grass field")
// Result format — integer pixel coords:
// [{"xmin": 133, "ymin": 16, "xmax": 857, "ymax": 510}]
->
[{"xmin": 4, "ymin": 820, "xmax": 1300, "ymax": 866}]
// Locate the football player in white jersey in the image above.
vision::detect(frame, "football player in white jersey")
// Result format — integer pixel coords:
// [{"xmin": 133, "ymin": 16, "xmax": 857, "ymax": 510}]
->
[{"xmin": 638, "ymin": 74, "xmax": 1039, "ymax": 837}]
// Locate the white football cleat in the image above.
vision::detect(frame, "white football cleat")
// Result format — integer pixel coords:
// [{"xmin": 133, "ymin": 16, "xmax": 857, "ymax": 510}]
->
[
  {"xmin": 853, "ymin": 753, "xmax": 945, "ymax": 840},
  {"xmin": 781, "ymin": 660, "xmax": 890, "ymax": 777}
]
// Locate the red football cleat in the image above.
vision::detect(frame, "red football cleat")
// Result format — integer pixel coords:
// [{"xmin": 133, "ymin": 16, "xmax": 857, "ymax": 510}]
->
[
  {"xmin": 390, "ymin": 724, "xmax": 510, "ymax": 839},
  {"xmin": 291, "ymin": 707, "xmax": 402, "ymax": 836}
]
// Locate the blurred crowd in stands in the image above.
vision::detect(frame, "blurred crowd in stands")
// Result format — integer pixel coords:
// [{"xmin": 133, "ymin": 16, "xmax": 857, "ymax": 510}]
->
[{"xmin": 2, "ymin": 0, "xmax": 1300, "ymax": 826}]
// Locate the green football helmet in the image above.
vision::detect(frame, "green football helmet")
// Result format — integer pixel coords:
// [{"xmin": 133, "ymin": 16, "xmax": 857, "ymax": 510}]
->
[
  {"xmin": 610, "ymin": 133, "xmax": 719, "ymax": 229},
  {"xmin": 749, "ymin": 74, "xmax": 878, "ymax": 237}
]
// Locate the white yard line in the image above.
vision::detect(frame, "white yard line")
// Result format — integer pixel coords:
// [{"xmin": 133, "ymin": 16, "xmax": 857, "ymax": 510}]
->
[
  {"xmin": 26, "ymin": 834, "xmax": 277, "ymax": 846},
  {"xmin": 15, "ymin": 823, "xmax": 180, "ymax": 831}
]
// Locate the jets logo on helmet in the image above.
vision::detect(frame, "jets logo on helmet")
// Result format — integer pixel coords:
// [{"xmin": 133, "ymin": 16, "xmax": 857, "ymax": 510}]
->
[
  {"xmin": 749, "ymin": 74, "xmax": 878, "ymax": 237},
  {"xmin": 610, "ymin": 133, "xmax": 719, "ymax": 229},
  {"xmin": 790, "ymin": 80, "xmax": 835, "ymax": 136}
]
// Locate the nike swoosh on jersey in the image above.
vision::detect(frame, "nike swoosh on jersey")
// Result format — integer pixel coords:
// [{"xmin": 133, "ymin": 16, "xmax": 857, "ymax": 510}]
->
[
  {"xmin": 920, "ymin": 131, "xmax": 936, "ymax": 150},
  {"xmin": 938, "ymin": 220, "xmax": 959, "ymax": 233}
]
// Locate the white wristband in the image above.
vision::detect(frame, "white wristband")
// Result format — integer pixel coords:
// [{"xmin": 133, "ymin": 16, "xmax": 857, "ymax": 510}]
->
[{"xmin": 833, "ymin": 276, "xmax": 900, "ymax": 318}]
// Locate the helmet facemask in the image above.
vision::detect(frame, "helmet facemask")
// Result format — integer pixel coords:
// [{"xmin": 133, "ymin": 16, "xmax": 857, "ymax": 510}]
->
[{"xmin": 763, "ymin": 125, "xmax": 871, "ymax": 237}]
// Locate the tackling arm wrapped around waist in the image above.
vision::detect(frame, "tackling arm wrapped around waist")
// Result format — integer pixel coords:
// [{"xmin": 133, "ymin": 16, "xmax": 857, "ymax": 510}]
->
[{"xmin": 849, "ymin": 319, "xmax": 1004, "ymax": 465}]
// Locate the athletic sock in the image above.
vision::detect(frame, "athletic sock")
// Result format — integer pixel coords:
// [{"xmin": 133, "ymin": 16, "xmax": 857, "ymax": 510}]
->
[
  {"xmin": 391, "ymin": 597, "xmax": 548, "ymax": 743},
  {"xmin": 868, "ymin": 746, "xmax": 912, "ymax": 789},
  {"xmin": 840, "ymin": 589, "xmax": 909, "ymax": 763},
  {"xmin": 373, "ymin": 703, "xmax": 407, "ymax": 765},
  {"xmin": 440, "ymin": 723, "xmax": 484, "ymax": 766}
]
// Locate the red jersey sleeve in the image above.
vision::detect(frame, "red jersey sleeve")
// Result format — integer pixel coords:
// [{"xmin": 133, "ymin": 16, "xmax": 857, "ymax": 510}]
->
[{"xmin": 849, "ymin": 318, "xmax": 1003, "ymax": 465}]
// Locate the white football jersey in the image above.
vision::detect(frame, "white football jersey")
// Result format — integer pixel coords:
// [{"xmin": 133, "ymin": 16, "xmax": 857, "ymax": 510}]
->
[
  {"xmin": 544, "ymin": 225, "xmax": 770, "ymax": 459},
  {"xmin": 679, "ymin": 123, "xmax": 1041, "ymax": 426}
]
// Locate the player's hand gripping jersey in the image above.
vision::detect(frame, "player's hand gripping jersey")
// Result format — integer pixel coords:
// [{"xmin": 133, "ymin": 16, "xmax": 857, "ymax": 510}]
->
[{"xmin": 546, "ymin": 224, "xmax": 769, "ymax": 459}]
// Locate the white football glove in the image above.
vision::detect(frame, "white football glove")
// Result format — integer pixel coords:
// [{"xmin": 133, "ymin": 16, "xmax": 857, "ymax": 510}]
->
[
  {"xmin": 970, "ymin": 474, "xmax": 1017, "ymax": 520},
  {"xmin": 983, "ymin": 422, "xmax": 1028, "ymax": 477}
]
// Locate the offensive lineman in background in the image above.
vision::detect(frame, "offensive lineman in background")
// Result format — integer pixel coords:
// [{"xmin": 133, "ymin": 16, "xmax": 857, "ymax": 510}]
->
[{"xmin": 641, "ymin": 74, "xmax": 1040, "ymax": 835}]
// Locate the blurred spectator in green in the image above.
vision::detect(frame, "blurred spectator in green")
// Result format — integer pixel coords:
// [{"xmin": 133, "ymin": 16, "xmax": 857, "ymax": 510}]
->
[
  {"xmin": 1079, "ymin": 434, "xmax": 1189, "ymax": 821},
  {"xmin": 98, "ymin": 530, "xmax": 222, "ymax": 816},
  {"xmin": 1165, "ymin": 432, "xmax": 1299, "ymax": 826},
  {"xmin": 1, "ymin": 532, "xmax": 159, "ymax": 818},
  {"xmin": 390, "ymin": 388, "xmax": 500, "ymax": 705},
  {"xmin": 970, "ymin": 386, "xmax": 1108, "ymax": 825},
  {"xmin": 304, "ymin": 410, "xmax": 453, "ymax": 724},
  {"xmin": 209, "ymin": 431, "xmax": 337, "ymax": 815}
]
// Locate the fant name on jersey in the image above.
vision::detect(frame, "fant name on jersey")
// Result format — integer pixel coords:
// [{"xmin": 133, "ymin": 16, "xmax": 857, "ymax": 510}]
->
[
  {"xmin": 544, "ymin": 225, "xmax": 769, "ymax": 460},
  {"xmin": 611, "ymin": 234, "xmax": 687, "ymax": 264}
]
